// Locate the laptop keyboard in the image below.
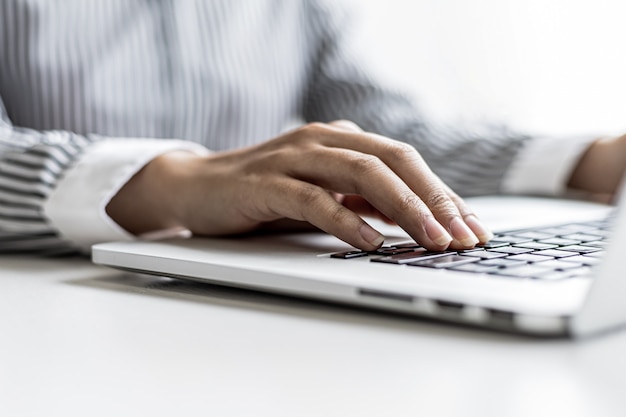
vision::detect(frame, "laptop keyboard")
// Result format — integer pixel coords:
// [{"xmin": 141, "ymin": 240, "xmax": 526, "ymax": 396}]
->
[{"xmin": 330, "ymin": 218, "xmax": 612, "ymax": 280}]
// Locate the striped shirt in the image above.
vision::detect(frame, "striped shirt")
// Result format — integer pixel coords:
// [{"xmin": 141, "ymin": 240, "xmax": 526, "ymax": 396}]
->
[{"xmin": 0, "ymin": 0, "xmax": 588, "ymax": 255}]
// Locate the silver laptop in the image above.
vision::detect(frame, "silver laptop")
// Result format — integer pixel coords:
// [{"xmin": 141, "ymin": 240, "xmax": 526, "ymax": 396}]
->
[{"xmin": 92, "ymin": 186, "xmax": 626, "ymax": 337}]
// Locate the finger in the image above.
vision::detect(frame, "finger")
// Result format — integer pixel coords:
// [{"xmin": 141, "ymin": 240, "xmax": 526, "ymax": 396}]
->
[
  {"xmin": 294, "ymin": 123, "xmax": 480, "ymax": 247},
  {"xmin": 287, "ymin": 146, "xmax": 454, "ymax": 250},
  {"xmin": 264, "ymin": 177, "xmax": 386, "ymax": 251},
  {"xmin": 440, "ymin": 183, "xmax": 493, "ymax": 243},
  {"xmin": 341, "ymin": 195, "xmax": 396, "ymax": 225},
  {"xmin": 332, "ymin": 191, "xmax": 396, "ymax": 225},
  {"xmin": 340, "ymin": 195, "xmax": 380, "ymax": 218},
  {"xmin": 317, "ymin": 122, "xmax": 413, "ymax": 226}
]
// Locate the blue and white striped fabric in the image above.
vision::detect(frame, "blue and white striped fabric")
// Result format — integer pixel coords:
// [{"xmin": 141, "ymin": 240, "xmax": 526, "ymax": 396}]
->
[{"xmin": 0, "ymin": 0, "xmax": 529, "ymax": 254}]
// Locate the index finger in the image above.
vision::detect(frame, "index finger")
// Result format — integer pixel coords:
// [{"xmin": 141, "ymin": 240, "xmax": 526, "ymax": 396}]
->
[{"xmin": 304, "ymin": 122, "xmax": 491, "ymax": 246}]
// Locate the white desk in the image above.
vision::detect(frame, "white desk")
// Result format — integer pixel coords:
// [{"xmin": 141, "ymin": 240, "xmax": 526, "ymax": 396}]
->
[
  {"xmin": 2, "ymin": 258, "xmax": 626, "ymax": 417},
  {"xmin": 2, "ymin": 198, "xmax": 625, "ymax": 417}
]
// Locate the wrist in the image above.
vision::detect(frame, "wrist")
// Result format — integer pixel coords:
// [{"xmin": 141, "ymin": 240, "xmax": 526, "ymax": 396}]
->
[
  {"xmin": 106, "ymin": 150, "xmax": 203, "ymax": 235},
  {"xmin": 568, "ymin": 134, "xmax": 626, "ymax": 195}
]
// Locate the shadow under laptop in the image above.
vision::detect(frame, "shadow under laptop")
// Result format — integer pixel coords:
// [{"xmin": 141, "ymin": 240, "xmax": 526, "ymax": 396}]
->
[{"xmin": 67, "ymin": 270, "xmax": 567, "ymax": 343}]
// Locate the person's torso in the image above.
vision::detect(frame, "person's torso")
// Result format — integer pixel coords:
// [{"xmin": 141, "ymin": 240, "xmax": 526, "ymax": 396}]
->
[{"xmin": 0, "ymin": 0, "xmax": 318, "ymax": 150}]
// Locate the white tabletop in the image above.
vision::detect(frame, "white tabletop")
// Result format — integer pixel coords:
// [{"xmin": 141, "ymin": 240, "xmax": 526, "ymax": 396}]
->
[
  {"xmin": 1, "ymin": 198, "xmax": 625, "ymax": 417},
  {"xmin": 1, "ymin": 258, "xmax": 625, "ymax": 417}
]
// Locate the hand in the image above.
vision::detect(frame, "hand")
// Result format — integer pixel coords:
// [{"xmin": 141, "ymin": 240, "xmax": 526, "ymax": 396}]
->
[
  {"xmin": 106, "ymin": 121, "xmax": 494, "ymax": 251},
  {"xmin": 568, "ymin": 133, "xmax": 626, "ymax": 202}
]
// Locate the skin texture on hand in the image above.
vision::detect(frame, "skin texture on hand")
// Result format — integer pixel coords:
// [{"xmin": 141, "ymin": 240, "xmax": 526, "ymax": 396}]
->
[{"xmin": 106, "ymin": 121, "xmax": 495, "ymax": 251}]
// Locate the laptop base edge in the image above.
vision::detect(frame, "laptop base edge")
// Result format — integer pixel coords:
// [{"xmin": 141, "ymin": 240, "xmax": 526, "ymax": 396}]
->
[{"xmin": 100, "ymin": 263, "xmax": 571, "ymax": 338}]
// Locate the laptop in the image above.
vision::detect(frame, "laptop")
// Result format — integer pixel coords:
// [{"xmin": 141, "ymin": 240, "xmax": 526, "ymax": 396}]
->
[{"xmin": 92, "ymin": 187, "xmax": 626, "ymax": 337}]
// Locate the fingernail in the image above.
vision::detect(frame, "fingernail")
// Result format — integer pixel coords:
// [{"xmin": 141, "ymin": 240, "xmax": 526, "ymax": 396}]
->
[
  {"xmin": 450, "ymin": 217, "xmax": 479, "ymax": 247},
  {"xmin": 464, "ymin": 214, "xmax": 494, "ymax": 243},
  {"xmin": 425, "ymin": 218, "xmax": 453, "ymax": 246},
  {"xmin": 359, "ymin": 223, "xmax": 385, "ymax": 247}
]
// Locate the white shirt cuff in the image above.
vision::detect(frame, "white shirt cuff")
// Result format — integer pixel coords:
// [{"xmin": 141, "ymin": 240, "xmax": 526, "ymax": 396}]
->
[
  {"xmin": 501, "ymin": 135, "xmax": 597, "ymax": 196},
  {"xmin": 43, "ymin": 138, "xmax": 209, "ymax": 252}
]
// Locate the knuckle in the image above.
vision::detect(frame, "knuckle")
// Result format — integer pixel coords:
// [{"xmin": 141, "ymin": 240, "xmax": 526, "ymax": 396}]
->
[
  {"xmin": 328, "ymin": 204, "xmax": 348, "ymax": 226},
  {"xmin": 331, "ymin": 119, "xmax": 361, "ymax": 131},
  {"xmin": 447, "ymin": 191, "xmax": 469, "ymax": 212},
  {"xmin": 298, "ymin": 122, "xmax": 327, "ymax": 136},
  {"xmin": 306, "ymin": 121, "xmax": 327, "ymax": 130},
  {"xmin": 349, "ymin": 154, "xmax": 385, "ymax": 176},
  {"xmin": 396, "ymin": 191, "xmax": 423, "ymax": 213},
  {"xmin": 425, "ymin": 189, "xmax": 457, "ymax": 216},
  {"xmin": 291, "ymin": 122, "xmax": 330, "ymax": 146},
  {"xmin": 386, "ymin": 141, "xmax": 420, "ymax": 161},
  {"xmin": 295, "ymin": 184, "xmax": 322, "ymax": 208},
  {"xmin": 426, "ymin": 191, "xmax": 449, "ymax": 210}
]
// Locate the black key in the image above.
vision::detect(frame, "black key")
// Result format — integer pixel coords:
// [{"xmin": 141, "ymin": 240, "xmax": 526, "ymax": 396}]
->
[
  {"xmin": 583, "ymin": 251, "xmax": 605, "ymax": 258},
  {"xmin": 371, "ymin": 250, "xmax": 451, "ymax": 264},
  {"xmin": 506, "ymin": 254, "xmax": 554, "ymax": 263},
  {"xmin": 534, "ymin": 259, "xmax": 583, "ymax": 270},
  {"xmin": 456, "ymin": 247, "xmax": 485, "ymax": 253},
  {"xmin": 532, "ymin": 249, "xmax": 578, "ymax": 258},
  {"xmin": 476, "ymin": 241, "xmax": 510, "ymax": 249},
  {"xmin": 540, "ymin": 227, "xmax": 575, "ymax": 235},
  {"xmin": 492, "ymin": 235, "xmax": 533, "ymax": 244},
  {"xmin": 459, "ymin": 251, "xmax": 508, "ymax": 259},
  {"xmin": 559, "ymin": 255, "xmax": 601, "ymax": 266},
  {"xmin": 557, "ymin": 245, "xmax": 601, "ymax": 254},
  {"xmin": 369, "ymin": 248, "xmax": 416, "ymax": 256},
  {"xmin": 487, "ymin": 247, "xmax": 534, "ymax": 255},
  {"xmin": 580, "ymin": 241, "xmax": 606, "ymax": 248},
  {"xmin": 560, "ymin": 233, "xmax": 604, "ymax": 242},
  {"xmin": 408, "ymin": 255, "xmax": 480, "ymax": 269},
  {"xmin": 513, "ymin": 242, "xmax": 559, "ymax": 250},
  {"xmin": 538, "ymin": 238, "xmax": 582, "ymax": 246},
  {"xmin": 511, "ymin": 231, "xmax": 555, "ymax": 240},
  {"xmin": 478, "ymin": 258, "xmax": 527, "ymax": 268},
  {"xmin": 331, "ymin": 250, "xmax": 368, "ymax": 259}
]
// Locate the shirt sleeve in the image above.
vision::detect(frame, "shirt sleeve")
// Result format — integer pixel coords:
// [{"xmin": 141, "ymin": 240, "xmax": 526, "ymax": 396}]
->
[
  {"xmin": 302, "ymin": 0, "xmax": 592, "ymax": 198},
  {"xmin": 43, "ymin": 137, "xmax": 208, "ymax": 253},
  {"xmin": 500, "ymin": 134, "xmax": 596, "ymax": 195},
  {"xmin": 0, "ymin": 96, "xmax": 208, "ymax": 255}
]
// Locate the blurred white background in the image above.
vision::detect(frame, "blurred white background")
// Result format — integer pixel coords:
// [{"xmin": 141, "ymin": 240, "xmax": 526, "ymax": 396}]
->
[{"xmin": 350, "ymin": 0, "xmax": 626, "ymax": 137}]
